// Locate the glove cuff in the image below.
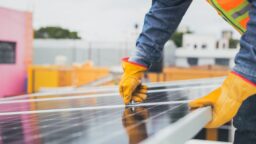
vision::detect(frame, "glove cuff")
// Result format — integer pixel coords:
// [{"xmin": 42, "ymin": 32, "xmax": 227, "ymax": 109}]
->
[
  {"xmin": 122, "ymin": 57, "xmax": 148, "ymax": 69},
  {"xmin": 231, "ymin": 71, "xmax": 256, "ymax": 87}
]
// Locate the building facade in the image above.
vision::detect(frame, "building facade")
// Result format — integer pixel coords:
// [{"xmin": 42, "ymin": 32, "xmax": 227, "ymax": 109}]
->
[
  {"xmin": 175, "ymin": 34, "xmax": 239, "ymax": 68},
  {"xmin": 0, "ymin": 7, "xmax": 33, "ymax": 97}
]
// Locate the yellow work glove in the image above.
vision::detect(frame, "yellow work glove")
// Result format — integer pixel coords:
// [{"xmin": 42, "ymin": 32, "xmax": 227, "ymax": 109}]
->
[
  {"xmin": 119, "ymin": 58, "xmax": 148, "ymax": 104},
  {"xmin": 190, "ymin": 72, "xmax": 256, "ymax": 128}
]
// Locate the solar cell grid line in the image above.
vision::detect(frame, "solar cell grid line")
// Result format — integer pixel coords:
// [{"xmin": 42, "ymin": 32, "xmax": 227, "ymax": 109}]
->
[
  {"xmin": 2, "ymin": 108, "xmax": 111, "ymax": 140},
  {"xmin": 0, "ymin": 83, "xmax": 215, "ymax": 103},
  {"xmin": 0, "ymin": 77, "xmax": 223, "ymax": 101},
  {"xmin": 0, "ymin": 86, "xmax": 214, "ymax": 115},
  {"xmin": 146, "ymin": 77, "xmax": 223, "ymax": 87},
  {"xmin": 0, "ymin": 85, "xmax": 216, "ymax": 115},
  {"xmin": 0, "ymin": 83, "xmax": 217, "ymax": 105},
  {"xmin": 78, "ymin": 77, "xmax": 224, "ymax": 89},
  {"xmin": 0, "ymin": 101, "xmax": 190, "ymax": 116},
  {"xmin": 0, "ymin": 84, "xmax": 219, "ymax": 106}
]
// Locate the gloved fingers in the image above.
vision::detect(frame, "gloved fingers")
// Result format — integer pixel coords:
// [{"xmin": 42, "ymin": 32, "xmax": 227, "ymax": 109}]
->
[
  {"xmin": 189, "ymin": 99, "xmax": 212, "ymax": 109},
  {"xmin": 119, "ymin": 85, "xmax": 132, "ymax": 104},
  {"xmin": 205, "ymin": 94, "xmax": 243, "ymax": 128},
  {"xmin": 205, "ymin": 110, "xmax": 219, "ymax": 128},
  {"xmin": 119, "ymin": 78, "xmax": 139, "ymax": 105},
  {"xmin": 205, "ymin": 102, "xmax": 241, "ymax": 128},
  {"xmin": 132, "ymin": 93, "xmax": 147, "ymax": 103},
  {"xmin": 189, "ymin": 88, "xmax": 221, "ymax": 109},
  {"xmin": 130, "ymin": 85, "xmax": 147, "ymax": 103},
  {"xmin": 132, "ymin": 96, "xmax": 144, "ymax": 103},
  {"xmin": 191, "ymin": 72, "xmax": 256, "ymax": 129},
  {"xmin": 135, "ymin": 85, "xmax": 147, "ymax": 94}
]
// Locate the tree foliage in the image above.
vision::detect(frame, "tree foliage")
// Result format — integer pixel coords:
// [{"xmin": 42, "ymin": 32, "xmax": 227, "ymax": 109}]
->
[
  {"xmin": 229, "ymin": 39, "xmax": 239, "ymax": 49},
  {"xmin": 34, "ymin": 26, "xmax": 81, "ymax": 39}
]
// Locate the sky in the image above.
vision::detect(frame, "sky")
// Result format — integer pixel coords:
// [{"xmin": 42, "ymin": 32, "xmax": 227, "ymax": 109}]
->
[{"xmin": 0, "ymin": 0, "xmax": 240, "ymax": 41}]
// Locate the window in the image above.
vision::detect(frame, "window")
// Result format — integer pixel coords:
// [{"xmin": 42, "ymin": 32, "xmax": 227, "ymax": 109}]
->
[
  {"xmin": 223, "ymin": 43, "xmax": 226, "ymax": 48},
  {"xmin": 216, "ymin": 41, "xmax": 219, "ymax": 49},
  {"xmin": 187, "ymin": 57, "xmax": 198, "ymax": 66},
  {"xmin": 0, "ymin": 41, "xmax": 16, "ymax": 64},
  {"xmin": 202, "ymin": 44, "xmax": 207, "ymax": 49},
  {"xmin": 194, "ymin": 44, "xmax": 197, "ymax": 49},
  {"xmin": 215, "ymin": 58, "xmax": 230, "ymax": 66}
]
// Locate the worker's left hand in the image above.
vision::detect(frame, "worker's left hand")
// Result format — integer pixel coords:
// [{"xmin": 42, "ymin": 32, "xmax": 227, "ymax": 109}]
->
[
  {"xmin": 119, "ymin": 58, "xmax": 148, "ymax": 104},
  {"xmin": 189, "ymin": 72, "xmax": 256, "ymax": 128}
]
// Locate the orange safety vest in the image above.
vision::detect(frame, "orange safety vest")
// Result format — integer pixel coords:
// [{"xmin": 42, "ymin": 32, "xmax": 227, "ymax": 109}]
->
[{"xmin": 208, "ymin": 0, "xmax": 250, "ymax": 34}]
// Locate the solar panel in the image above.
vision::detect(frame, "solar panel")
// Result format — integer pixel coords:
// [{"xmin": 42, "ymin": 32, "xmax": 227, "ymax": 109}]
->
[{"xmin": 0, "ymin": 78, "xmax": 221, "ymax": 144}]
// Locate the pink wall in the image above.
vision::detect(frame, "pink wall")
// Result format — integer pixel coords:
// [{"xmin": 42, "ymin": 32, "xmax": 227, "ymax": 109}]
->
[{"xmin": 0, "ymin": 7, "xmax": 33, "ymax": 97}]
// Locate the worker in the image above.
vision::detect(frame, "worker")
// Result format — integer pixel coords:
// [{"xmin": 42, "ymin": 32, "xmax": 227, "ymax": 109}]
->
[{"xmin": 119, "ymin": 0, "xmax": 256, "ymax": 143}]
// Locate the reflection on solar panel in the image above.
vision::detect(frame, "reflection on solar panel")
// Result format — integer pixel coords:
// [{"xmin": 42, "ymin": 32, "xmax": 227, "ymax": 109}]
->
[{"xmin": 0, "ymin": 78, "xmax": 222, "ymax": 144}]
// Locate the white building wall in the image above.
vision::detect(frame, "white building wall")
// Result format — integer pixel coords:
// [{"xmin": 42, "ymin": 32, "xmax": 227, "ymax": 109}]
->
[
  {"xmin": 176, "ymin": 58, "xmax": 190, "ymax": 67},
  {"xmin": 183, "ymin": 34, "xmax": 216, "ymax": 51},
  {"xmin": 176, "ymin": 34, "xmax": 239, "ymax": 68},
  {"xmin": 175, "ymin": 48, "xmax": 239, "ymax": 68},
  {"xmin": 198, "ymin": 58, "xmax": 215, "ymax": 66}
]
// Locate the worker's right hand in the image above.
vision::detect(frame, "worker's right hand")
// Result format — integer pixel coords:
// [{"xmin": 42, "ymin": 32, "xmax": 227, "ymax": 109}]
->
[
  {"xmin": 189, "ymin": 71, "xmax": 256, "ymax": 128},
  {"xmin": 119, "ymin": 58, "xmax": 148, "ymax": 105}
]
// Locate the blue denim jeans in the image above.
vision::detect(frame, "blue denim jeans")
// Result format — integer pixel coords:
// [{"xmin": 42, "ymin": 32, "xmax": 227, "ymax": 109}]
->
[
  {"xmin": 129, "ymin": 0, "xmax": 256, "ymax": 83},
  {"xmin": 234, "ymin": 94, "xmax": 256, "ymax": 144},
  {"xmin": 233, "ymin": 2, "xmax": 256, "ymax": 141},
  {"xmin": 233, "ymin": 0, "xmax": 256, "ymax": 83}
]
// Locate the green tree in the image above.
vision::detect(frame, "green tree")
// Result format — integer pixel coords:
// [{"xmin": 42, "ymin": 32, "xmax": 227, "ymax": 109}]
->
[
  {"xmin": 34, "ymin": 26, "xmax": 81, "ymax": 39},
  {"xmin": 229, "ymin": 39, "xmax": 239, "ymax": 49}
]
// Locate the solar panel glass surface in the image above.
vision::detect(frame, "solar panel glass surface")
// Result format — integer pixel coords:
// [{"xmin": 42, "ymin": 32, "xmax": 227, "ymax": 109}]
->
[{"xmin": 0, "ymin": 79, "xmax": 221, "ymax": 144}]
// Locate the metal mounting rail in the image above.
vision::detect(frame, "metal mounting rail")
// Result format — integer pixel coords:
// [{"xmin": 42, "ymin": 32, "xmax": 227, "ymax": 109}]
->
[
  {"xmin": 141, "ymin": 106, "xmax": 212, "ymax": 144},
  {"xmin": 0, "ymin": 77, "xmax": 223, "ymax": 101}
]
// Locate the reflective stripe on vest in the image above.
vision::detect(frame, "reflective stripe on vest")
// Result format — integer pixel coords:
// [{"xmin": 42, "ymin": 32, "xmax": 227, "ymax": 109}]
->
[{"xmin": 207, "ymin": 0, "xmax": 250, "ymax": 34}]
